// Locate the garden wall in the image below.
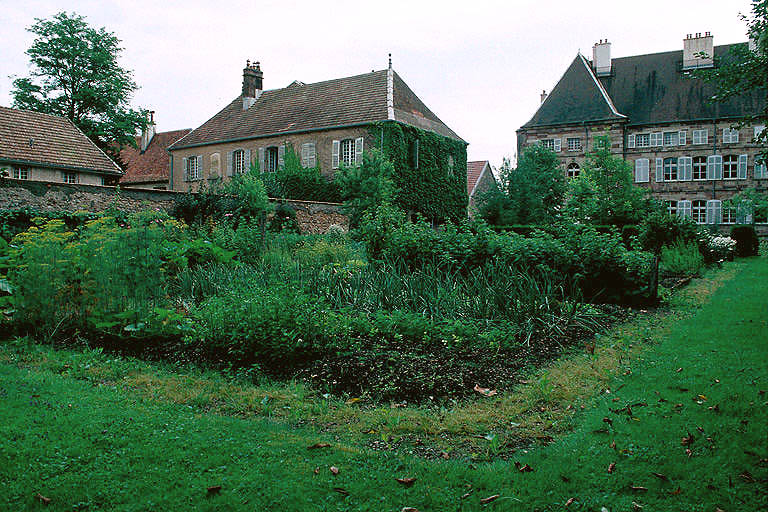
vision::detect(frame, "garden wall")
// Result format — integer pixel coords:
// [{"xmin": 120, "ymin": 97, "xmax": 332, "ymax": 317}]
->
[{"xmin": 0, "ymin": 178, "xmax": 347, "ymax": 234}]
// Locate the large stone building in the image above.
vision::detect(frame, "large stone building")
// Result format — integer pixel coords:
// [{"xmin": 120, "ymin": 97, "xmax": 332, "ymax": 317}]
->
[
  {"xmin": 168, "ymin": 60, "xmax": 467, "ymax": 217},
  {"xmin": 0, "ymin": 106, "xmax": 123, "ymax": 185},
  {"xmin": 517, "ymin": 34, "xmax": 766, "ymax": 227}
]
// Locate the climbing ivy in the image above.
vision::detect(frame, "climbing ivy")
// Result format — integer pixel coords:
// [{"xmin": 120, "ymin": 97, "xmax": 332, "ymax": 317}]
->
[{"xmin": 371, "ymin": 122, "xmax": 467, "ymax": 223}]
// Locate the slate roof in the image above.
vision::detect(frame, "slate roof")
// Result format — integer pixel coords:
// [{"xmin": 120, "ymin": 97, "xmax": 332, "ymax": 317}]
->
[
  {"xmin": 0, "ymin": 106, "xmax": 122, "ymax": 174},
  {"xmin": 170, "ymin": 69, "xmax": 462, "ymax": 150},
  {"xmin": 119, "ymin": 128, "xmax": 191, "ymax": 184},
  {"xmin": 522, "ymin": 43, "xmax": 766, "ymax": 129}
]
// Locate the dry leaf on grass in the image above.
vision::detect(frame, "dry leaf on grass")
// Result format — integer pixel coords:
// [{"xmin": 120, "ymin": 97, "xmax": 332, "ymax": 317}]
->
[
  {"xmin": 206, "ymin": 485, "xmax": 222, "ymax": 495},
  {"xmin": 565, "ymin": 497, "xmax": 575, "ymax": 506},
  {"xmin": 473, "ymin": 384, "xmax": 498, "ymax": 397},
  {"xmin": 608, "ymin": 462, "xmax": 616, "ymax": 473},
  {"xmin": 401, "ymin": 508, "xmax": 419, "ymax": 512},
  {"xmin": 651, "ymin": 472, "xmax": 669, "ymax": 482},
  {"xmin": 333, "ymin": 487, "xmax": 349, "ymax": 497},
  {"xmin": 307, "ymin": 442, "xmax": 331, "ymax": 450},
  {"xmin": 396, "ymin": 477, "xmax": 417, "ymax": 487},
  {"xmin": 480, "ymin": 494, "xmax": 500, "ymax": 504},
  {"xmin": 330, "ymin": 466, "xmax": 339, "ymax": 475},
  {"xmin": 34, "ymin": 493, "xmax": 51, "ymax": 505}
]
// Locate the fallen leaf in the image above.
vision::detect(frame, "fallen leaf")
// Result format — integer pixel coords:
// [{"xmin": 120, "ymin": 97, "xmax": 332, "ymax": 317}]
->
[
  {"xmin": 669, "ymin": 487, "xmax": 682, "ymax": 495},
  {"xmin": 608, "ymin": 462, "xmax": 616, "ymax": 473},
  {"xmin": 681, "ymin": 433, "xmax": 694, "ymax": 446},
  {"xmin": 629, "ymin": 486, "xmax": 648, "ymax": 492},
  {"xmin": 696, "ymin": 426, "xmax": 705, "ymax": 433},
  {"xmin": 603, "ymin": 417, "xmax": 613, "ymax": 426},
  {"xmin": 330, "ymin": 466, "xmax": 339, "ymax": 475},
  {"xmin": 345, "ymin": 397, "xmax": 361, "ymax": 405},
  {"xmin": 307, "ymin": 442, "xmax": 331, "ymax": 450},
  {"xmin": 401, "ymin": 508, "xmax": 419, "ymax": 512},
  {"xmin": 474, "ymin": 384, "xmax": 498, "ymax": 397},
  {"xmin": 676, "ymin": 367, "xmax": 683, "ymax": 372},
  {"xmin": 632, "ymin": 501, "xmax": 643, "ymax": 510},
  {"xmin": 565, "ymin": 497, "xmax": 575, "ymax": 506},
  {"xmin": 333, "ymin": 487, "xmax": 349, "ymax": 497},
  {"xmin": 207, "ymin": 485, "xmax": 222, "ymax": 495},
  {"xmin": 739, "ymin": 470, "xmax": 756, "ymax": 483},
  {"xmin": 651, "ymin": 472, "xmax": 669, "ymax": 482},
  {"xmin": 518, "ymin": 463, "xmax": 533, "ymax": 473},
  {"xmin": 396, "ymin": 477, "xmax": 417, "ymax": 487},
  {"xmin": 461, "ymin": 491, "xmax": 473, "ymax": 499},
  {"xmin": 34, "ymin": 493, "xmax": 51, "ymax": 505},
  {"xmin": 480, "ymin": 494, "xmax": 500, "ymax": 504},
  {"xmin": 441, "ymin": 451, "xmax": 449, "ymax": 460},
  {"xmin": 609, "ymin": 441, "xmax": 616, "ymax": 450},
  {"xmin": 585, "ymin": 343, "xmax": 595, "ymax": 355}
]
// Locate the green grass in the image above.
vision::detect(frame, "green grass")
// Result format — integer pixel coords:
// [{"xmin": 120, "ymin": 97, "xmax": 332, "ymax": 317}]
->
[{"xmin": 1, "ymin": 258, "xmax": 766, "ymax": 510}]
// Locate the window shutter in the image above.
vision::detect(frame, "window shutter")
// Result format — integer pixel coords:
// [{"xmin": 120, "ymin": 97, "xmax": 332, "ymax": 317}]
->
[
  {"xmin": 655, "ymin": 158, "xmax": 664, "ymax": 182},
  {"xmin": 259, "ymin": 147, "xmax": 265, "ymax": 172},
  {"xmin": 706, "ymin": 200, "xmax": 722, "ymax": 224},
  {"xmin": 554, "ymin": 138, "xmax": 562, "ymax": 152},
  {"xmin": 226, "ymin": 151, "xmax": 234, "ymax": 177},
  {"xmin": 627, "ymin": 134, "xmax": 635, "ymax": 148},
  {"xmin": 301, "ymin": 143, "xmax": 309, "ymax": 167},
  {"xmin": 354, "ymin": 137, "xmax": 364, "ymax": 165},
  {"xmin": 680, "ymin": 157, "xmax": 692, "ymax": 181},
  {"xmin": 756, "ymin": 162, "xmax": 767, "ymax": 179},
  {"xmin": 278, "ymin": 145, "xmax": 285, "ymax": 169},
  {"xmin": 182, "ymin": 157, "xmax": 188, "ymax": 181},
  {"xmin": 634, "ymin": 159, "xmax": 648, "ymax": 183},
  {"xmin": 308, "ymin": 143, "xmax": 316, "ymax": 168},
  {"xmin": 678, "ymin": 131, "xmax": 686, "ymax": 145},
  {"xmin": 197, "ymin": 156, "xmax": 203, "ymax": 178},
  {"xmin": 713, "ymin": 155, "xmax": 723, "ymax": 179},
  {"xmin": 244, "ymin": 149, "xmax": 251, "ymax": 172},
  {"xmin": 737, "ymin": 154, "xmax": 748, "ymax": 179},
  {"xmin": 332, "ymin": 140, "xmax": 340, "ymax": 169},
  {"xmin": 678, "ymin": 200, "xmax": 692, "ymax": 218}
]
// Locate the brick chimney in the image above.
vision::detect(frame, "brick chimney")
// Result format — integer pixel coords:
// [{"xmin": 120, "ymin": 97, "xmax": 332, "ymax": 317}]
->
[
  {"xmin": 592, "ymin": 39, "xmax": 611, "ymax": 76},
  {"xmin": 242, "ymin": 60, "xmax": 263, "ymax": 110},
  {"xmin": 683, "ymin": 32, "xmax": 714, "ymax": 69},
  {"xmin": 140, "ymin": 110, "xmax": 155, "ymax": 152}
]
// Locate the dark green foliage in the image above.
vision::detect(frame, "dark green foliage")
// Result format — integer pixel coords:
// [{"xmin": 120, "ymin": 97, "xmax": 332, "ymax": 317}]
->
[
  {"xmin": 268, "ymin": 203, "xmax": 299, "ymax": 233},
  {"xmin": 334, "ymin": 149, "xmax": 396, "ymax": 228},
  {"xmin": 566, "ymin": 135, "xmax": 656, "ymax": 227},
  {"xmin": 170, "ymin": 173, "xmax": 270, "ymax": 225},
  {"xmin": 375, "ymin": 122, "xmax": 467, "ymax": 223},
  {"xmin": 730, "ymin": 225, "xmax": 759, "ymax": 256},
  {"xmin": 260, "ymin": 145, "xmax": 342, "ymax": 202},
  {"xmin": 638, "ymin": 210, "xmax": 700, "ymax": 254},
  {"xmin": 0, "ymin": 208, "xmax": 128, "ymax": 241},
  {"xmin": 660, "ymin": 241, "xmax": 705, "ymax": 276},
  {"xmin": 11, "ymin": 11, "xmax": 147, "ymax": 159}
]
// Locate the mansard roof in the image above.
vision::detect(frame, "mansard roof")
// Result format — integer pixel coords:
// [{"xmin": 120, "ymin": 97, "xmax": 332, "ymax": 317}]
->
[
  {"xmin": 522, "ymin": 43, "xmax": 766, "ymax": 129},
  {"xmin": 170, "ymin": 68, "xmax": 463, "ymax": 150}
]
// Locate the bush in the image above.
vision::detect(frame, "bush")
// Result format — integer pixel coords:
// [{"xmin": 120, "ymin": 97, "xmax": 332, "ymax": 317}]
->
[
  {"xmin": 260, "ymin": 146, "xmax": 342, "ymax": 202},
  {"xmin": 268, "ymin": 203, "xmax": 299, "ymax": 233},
  {"xmin": 730, "ymin": 225, "xmax": 759, "ymax": 257},
  {"xmin": 638, "ymin": 210, "xmax": 700, "ymax": 254},
  {"xmin": 660, "ymin": 241, "xmax": 705, "ymax": 276}
]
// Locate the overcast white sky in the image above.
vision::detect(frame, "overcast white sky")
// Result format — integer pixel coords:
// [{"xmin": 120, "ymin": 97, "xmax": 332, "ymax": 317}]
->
[{"xmin": 0, "ymin": 0, "xmax": 755, "ymax": 168}]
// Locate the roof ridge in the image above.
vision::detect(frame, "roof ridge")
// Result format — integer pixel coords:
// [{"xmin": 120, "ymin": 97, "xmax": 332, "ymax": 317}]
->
[
  {"xmin": 609, "ymin": 41, "xmax": 746, "ymax": 61},
  {"xmin": 577, "ymin": 53, "xmax": 626, "ymax": 119}
]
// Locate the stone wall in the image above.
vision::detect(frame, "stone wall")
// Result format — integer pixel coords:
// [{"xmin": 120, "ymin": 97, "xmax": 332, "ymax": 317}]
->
[{"xmin": 0, "ymin": 178, "xmax": 347, "ymax": 234}]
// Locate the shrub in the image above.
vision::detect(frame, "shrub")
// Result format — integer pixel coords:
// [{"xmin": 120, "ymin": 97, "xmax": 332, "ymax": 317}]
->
[
  {"xmin": 660, "ymin": 241, "xmax": 705, "ymax": 276},
  {"xmin": 335, "ymin": 149, "xmax": 397, "ymax": 228},
  {"xmin": 260, "ymin": 145, "xmax": 342, "ymax": 202},
  {"xmin": 638, "ymin": 210, "xmax": 699, "ymax": 254},
  {"xmin": 268, "ymin": 203, "xmax": 299, "ymax": 233},
  {"xmin": 730, "ymin": 225, "xmax": 759, "ymax": 257}
]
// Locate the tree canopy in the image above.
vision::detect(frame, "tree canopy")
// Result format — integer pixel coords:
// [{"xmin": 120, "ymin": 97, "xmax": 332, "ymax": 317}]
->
[{"xmin": 11, "ymin": 11, "xmax": 146, "ymax": 160}]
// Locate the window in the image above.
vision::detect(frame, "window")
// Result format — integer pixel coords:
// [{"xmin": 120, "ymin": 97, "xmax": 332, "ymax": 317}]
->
[
  {"xmin": 678, "ymin": 200, "xmax": 692, "ymax": 219},
  {"xmin": 692, "ymin": 156, "xmax": 707, "ymax": 180},
  {"xmin": 12, "ymin": 168, "xmax": 29, "ymax": 180},
  {"xmin": 339, "ymin": 139, "xmax": 354, "ymax": 166},
  {"xmin": 567, "ymin": 137, "xmax": 581, "ymax": 151},
  {"xmin": 210, "ymin": 153, "xmax": 221, "ymax": 175},
  {"xmin": 410, "ymin": 139, "xmax": 419, "ymax": 168},
  {"xmin": 301, "ymin": 142, "xmax": 316, "ymax": 168},
  {"xmin": 722, "ymin": 207, "xmax": 736, "ymax": 224},
  {"xmin": 447, "ymin": 155, "xmax": 455, "ymax": 176},
  {"xmin": 678, "ymin": 156, "xmax": 692, "ymax": 181},
  {"xmin": 692, "ymin": 200, "xmax": 707, "ymax": 224},
  {"xmin": 706, "ymin": 200, "xmax": 722, "ymax": 225},
  {"xmin": 62, "ymin": 171, "xmax": 77, "ymax": 184},
  {"xmin": 634, "ymin": 159, "xmax": 649, "ymax": 182},
  {"xmin": 756, "ymin": 158, "xmax": 767, "ymax": 179},
  {"xmin": 755, "ymin": 125, "xmax": 766, "ymax": 142},
  {"xmin": 692, "ymin": 129, "xmax": 708, "ymax": 145},
  {"xmin": 232, "ymin": 149, "xmax": 246, "ymax": 174},
  {"xmin": 706, "ymin": 155, "xmax": 723, "ymax": 179},
  {"xmin": 593, "ymin": 136, "xmax": 608, "ymax": 150},
  {"xmin": 663, "ymin": 131, "xmax": 679, "ymax": 146},
  {"xmin": 722, "ymin": 128, "xmax": 739, "ymax": 144},
  {"xmin": 185, "ymin": 156, "xmax": 200, "ymax": 180},
  {"xmin": 667, "ymin": 200, "xmax": 678, "ymax": 216},
  {"xmin": 663, "ymin": 157, "xmax": 678, "ymax": 181},
  {"xmin": 265, "ymin": 147, "xmax": 279, "ymax": 172},
  {"xmin": 627, "ymin": 134, "xmax": 635, "ymax": 148},
  {"xmin": 678, "ymin": 131, "xmax": 687, "ymax": 145},
  {"xmin": 636, "ymin": 133, "xmax": 650, "ymax": 147},
  {"xmin": 541, "ymin": 139, "xmax": 561, "ymax": 152},
  {"xmin": 650, "ymin": 132, "xmax": 663, "ymax": 147},
  {"xmin": 723, "ymin": 155, "xmax": 738, "ymax": 179},
  {"xmin": 567, "ymin": 162, "xmax": 580, "ymax": 179}
]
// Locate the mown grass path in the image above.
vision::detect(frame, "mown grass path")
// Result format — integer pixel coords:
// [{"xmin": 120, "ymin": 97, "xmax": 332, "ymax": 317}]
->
[{"xmin": 1, "ymin": 259, "xmax": 766, "ymax": 511}]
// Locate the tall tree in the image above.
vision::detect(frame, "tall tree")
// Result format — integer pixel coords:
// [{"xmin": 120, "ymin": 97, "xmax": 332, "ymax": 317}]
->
[
  {"xmin": 11, "ymin": 11, "xmax": 146, "ymax": 159},
  {"xmin": 699, "ymin": 0, "xmax": 767, "ymax": 158}
]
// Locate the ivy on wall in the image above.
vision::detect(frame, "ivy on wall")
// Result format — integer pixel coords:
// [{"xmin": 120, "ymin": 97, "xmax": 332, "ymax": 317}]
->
[{"xmin": 371, "ymin": 122, "xmax": 468, "ymax": 223}]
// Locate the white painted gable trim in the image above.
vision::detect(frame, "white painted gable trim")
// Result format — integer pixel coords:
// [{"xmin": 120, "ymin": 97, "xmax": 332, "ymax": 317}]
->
[
  {"xmin": 577, "ymin": 53, "xmax": 627, "ymax": 119},
  {"xmin": 386, "ymin": 68, "xmax": 395, "ymax": 120}
]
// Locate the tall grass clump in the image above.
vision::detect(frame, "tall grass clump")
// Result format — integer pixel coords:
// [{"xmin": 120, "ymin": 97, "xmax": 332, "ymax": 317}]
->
[{"xmin": 660, "ymin": 241, "xmax": 705, "ymax": 276}]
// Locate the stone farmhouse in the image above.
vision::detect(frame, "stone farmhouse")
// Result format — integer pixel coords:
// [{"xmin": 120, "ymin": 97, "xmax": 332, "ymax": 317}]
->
[
  {"xmin": 0, "ymin": 106, "xmax": 123, "ymax": 185},
  {"xmin": 167, "ymin": 60, "xmax": 466, "ymax": 210},
  {"xmin": 517, "ymin": 33, "xmax": 767, "ymax": 227},
  {"xmin": 119, "ymin": 112, "xmax": 190, "ymax": 190},
  {"xmin": 466, "ymin": 160, "xmax": 498, "ymax": 216}
]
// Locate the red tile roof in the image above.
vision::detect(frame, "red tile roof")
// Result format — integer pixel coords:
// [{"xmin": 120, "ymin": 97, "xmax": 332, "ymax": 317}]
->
[
  {"xmin": 0, "ymin": 106, "xmax": 122, "ymax": 175},
  {"xmin": 119, "ymin": 128, "xmax": 191, "ymax": 184},
  {"xmin": 467, "ymin": 160, "xmax": 490, "ymax": 196},
  {"xmin": 170, "ymin": 69, "xmax": 463, "ymax": 150}
]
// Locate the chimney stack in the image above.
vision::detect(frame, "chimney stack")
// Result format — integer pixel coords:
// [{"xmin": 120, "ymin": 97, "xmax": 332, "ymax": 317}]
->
[
  {"xmin": 242, "ymin": 60, "xmax": 263, "ymax": 110},
  {"xmin": 683, "ymin": 32, "xmax": 714, "ymax": 69},
  {"xmin": 140, "ymin": 110, "xmax": 156, "ymax": 152},
  {"xmin": 540, "ymin": 90, "xmax": 548, "ymax": 103},
  {"xmin": 592, "ymin": 39, "xmax": 612, "ymax": 76}
]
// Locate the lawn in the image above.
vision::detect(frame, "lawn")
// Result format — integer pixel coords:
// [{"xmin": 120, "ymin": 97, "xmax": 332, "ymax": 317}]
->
[{"xmin": 1, "ymin": 257, "xmax": 766, "ymax": 511}]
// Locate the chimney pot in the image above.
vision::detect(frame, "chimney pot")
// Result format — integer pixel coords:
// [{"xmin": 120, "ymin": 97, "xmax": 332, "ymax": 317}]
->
[{"xmin": 592, "ymin": 39, "xmax": 612, "ymax": 77}]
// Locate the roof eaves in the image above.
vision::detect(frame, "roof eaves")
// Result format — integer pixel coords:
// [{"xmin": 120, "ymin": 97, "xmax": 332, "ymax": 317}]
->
[
  {"xmin": 0, "ymin": 157, "xmax": 124, "ymax": 175},
  {"xmin": 577, "ymin": 53, "xmax": 627, "ymax": 119}
]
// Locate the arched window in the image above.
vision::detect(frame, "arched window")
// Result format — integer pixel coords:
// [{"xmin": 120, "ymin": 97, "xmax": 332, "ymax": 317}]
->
[
  {"xmin": 723, "ymin": 155, "xmax": 738, "ymax": 179},
  {"xmin": 692, "ymin": 200, "xmax": 706, "ymax": 224},
  {"xmin": 663, "ymin": 157, "xmax": 678, "ymax": 181},
  {"xmin": 692, "ymin": 156, "xmax": 706, "ymax": 180},
  {"xmin": 567, "ymin": 162, "xmax": 580, "ymax": 179}
]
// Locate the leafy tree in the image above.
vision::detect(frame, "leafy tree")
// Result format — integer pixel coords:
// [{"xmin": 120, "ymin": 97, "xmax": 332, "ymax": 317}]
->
[
  {"xmin": 478, "ymin": 146, "xmax": 565, "ymax": 225},
  {"xmin": 724, "ymin": 188, "xmax": 768, "ymax": 223},
  {"xmin": 699, "ymin": 0, "xmax": 767, "ymax": 159},
  {"xmin": 565, "ymin": 135, "xmax": 656, "ymax": 226},
  {"xmin": 11, "ymin": 12, "xmax": 146, "ymax": 159},
  {"xmin": 334, "ymin": 149, "xmax": 396, "ymax": 228}
]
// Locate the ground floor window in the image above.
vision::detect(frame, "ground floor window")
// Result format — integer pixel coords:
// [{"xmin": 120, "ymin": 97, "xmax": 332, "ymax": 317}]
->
[
  {"xmin": 62, "ymin": 171, "xmax": 77, "ymax": 184},
  {"xmin": 722, "ymin": 207, "xmax": 736, "ymax": 224},
  {"xmin": 567, "ymin": 162, "xmax": 580, "ymax": 179},
  {"xmin": 265, "ymin": 147, "xmax": 278, "ymax": 172},
  {"xmin": 12, "ymin": 168, "xmax": 29, "ymax": 180},
  {"xmin": 667, "ymin": 200, "xmax": 678, "ymax": 216},
  {"xmin": 692, "ymin": 200, "xmax": 706, "ymax": 224},
  {"xmin": 340, "ymin": 139, "xmax": 355, "ymax": 166}
]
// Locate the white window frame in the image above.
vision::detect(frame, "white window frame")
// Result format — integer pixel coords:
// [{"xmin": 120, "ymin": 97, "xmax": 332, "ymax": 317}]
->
[
  {"xmin": 692, "ymin": 156, "xmax": 707, "ymax": 180},
  {"xmin": 567, "ymin": 162, "xmax": 580, "ymax": 179},
  {"xmin": 634, "ymin": 159, "xmax": 649, "ymax": 183},
  {"xmin": 722, "ymin": 155, "xmax": 739, "ymax": 179},
  {"xmin": 265, "ymin": 147, "xmax": 279, "ymax": 172},
  {"xmin": 678, "ymin": 131, "xmax": 687, "ymax": 145},
  {"xmin": 706, "ymin": 155, "xmax": 723, "ymax": 180},
  {"xmin": 301, "ymin": 142, "xmax": 317, "ymax": 168},
  {"xmin": 706, "ymin": 199, "xmax": 722, "ymax": 225},
  {"xmin": 722, "ymin": 127, "xmax": 739, "ymax": 144},
  {"xmin": 692, "ymin": 200, "xmax": 707, "ymax": 224},
  {"xmin": 626, "ymin": 134, "xmax": 635, "ymax": 149},
  {"xmin": 340, "ymin": 138, "xmax": 355, "ymax": 166},
  {"xmin": 678, "ymin": 156, "xmax": 693, "ymax": 181},
  {"xmin": 754, "ymin": 125, "xmax": 766, "ymax": 142},
  {"xmin": 650, "ymin": 132, "xmax": 663, "ymax": 147},
  {"xmin": 62, "ymin": 171, "xmax": 78, "ymax": 184},
  {"xmin": 12, "ymin": 168, "xmax": 29, "ymax": 180},
  {"xmin": 678, "ymin": 200, "xmax": 692, "ymax": 219},
  {"xmin": 692, "ymin": 129, "xmax": 708, "ymax": 145},
  {"xmin": 636, "ymin": 133, "xmax": 650, "ymax": 147},
  {"xmin": 232, "ymin": 149, "xmax": 246, "ymax": 174},
  {"xmin": 667, "ymin": 200, "xmax": 678, "ymax": 216},
  {"xmin": 567, "ymin": 137, "xmax": 581, "ymax": 151},
  {"xmin": 663, "ymin": 131, "xmax": 679, "ymax": 146},
  {"xmin": 756, "ymin": 159, "xmax": 768, "ymax": 179},
  {"xmin": 663, "ymin": 157, "xmax": 678, "ymax": 181}
]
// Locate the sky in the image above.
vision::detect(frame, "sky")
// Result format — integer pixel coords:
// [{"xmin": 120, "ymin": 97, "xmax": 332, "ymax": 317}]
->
[{"xmin": 0, "ymin": 0, "xmax": 756, "ymax": 169}]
